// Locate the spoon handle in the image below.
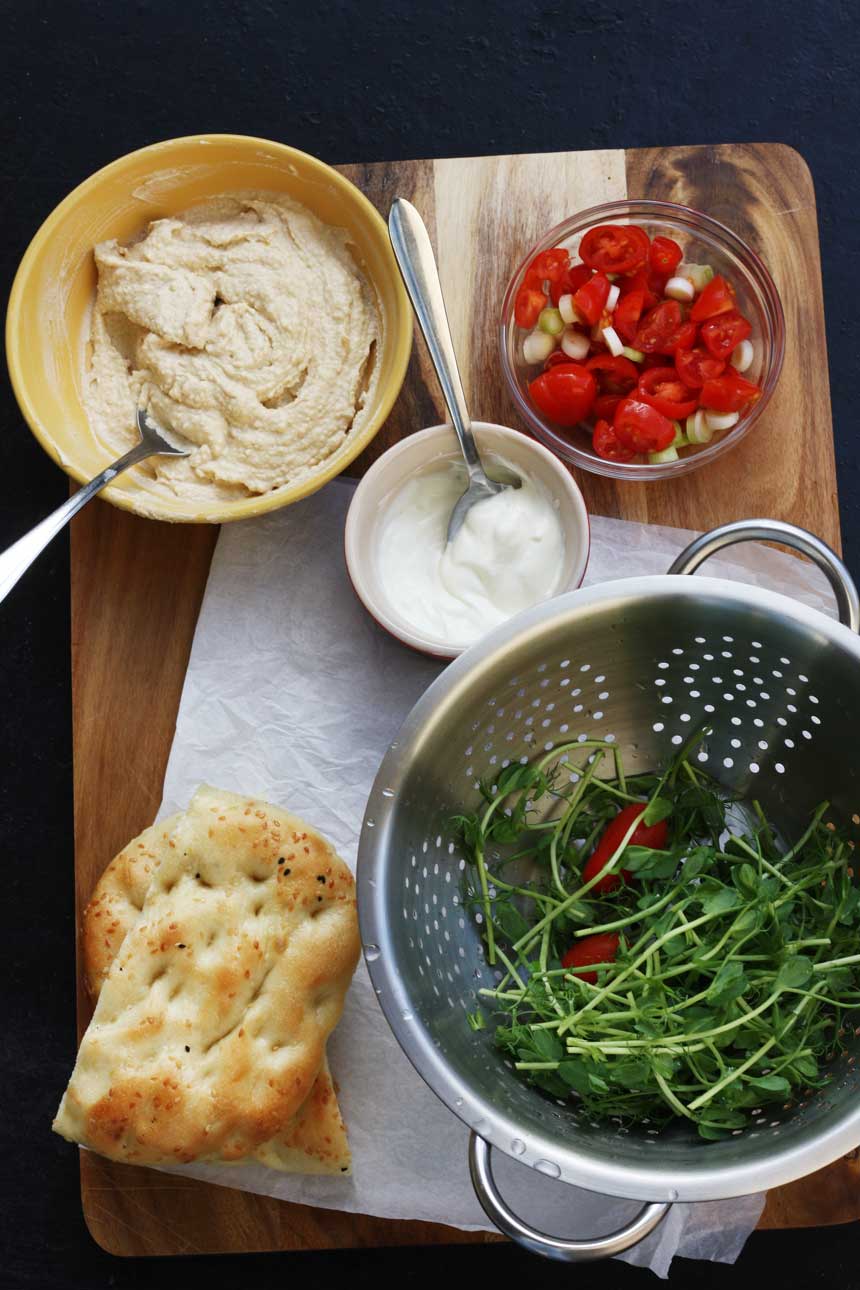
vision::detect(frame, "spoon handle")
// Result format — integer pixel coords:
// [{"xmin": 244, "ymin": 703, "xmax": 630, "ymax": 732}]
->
[
  {"xmin": 388, "ymin": 198, "xmax": 484, "ymax": 479},
  {"xmin": 0, "ymin": 439, "xmax": 154, "ymax": 606}
]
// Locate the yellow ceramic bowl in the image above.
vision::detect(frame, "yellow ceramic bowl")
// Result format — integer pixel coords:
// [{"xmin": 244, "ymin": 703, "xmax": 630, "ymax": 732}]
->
[{"xmin": 5, "ymin": 134, "xmax": 413, "ymax": 523}]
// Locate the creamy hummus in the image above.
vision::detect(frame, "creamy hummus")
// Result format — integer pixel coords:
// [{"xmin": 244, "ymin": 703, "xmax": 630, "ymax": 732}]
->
[{"xmin": 84, "ymin": 192, "xmax": 380, "ymax": 503}]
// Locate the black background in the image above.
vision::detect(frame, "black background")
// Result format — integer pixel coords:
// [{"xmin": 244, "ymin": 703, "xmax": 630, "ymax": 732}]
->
[{"xmin": 2, "ymin": 1, "xmax": 859, "ymax": 1285}]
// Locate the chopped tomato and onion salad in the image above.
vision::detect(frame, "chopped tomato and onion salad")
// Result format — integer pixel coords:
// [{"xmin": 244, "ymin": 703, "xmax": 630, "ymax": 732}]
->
[{"xmin": 514, "ymin": 224, "xmax": 761, "ymax": 464}]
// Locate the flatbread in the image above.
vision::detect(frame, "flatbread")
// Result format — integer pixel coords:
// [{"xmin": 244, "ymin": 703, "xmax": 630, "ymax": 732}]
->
[{"xmin": 54, "ymin": 787, "xmax": 359, "ymax": 1173}]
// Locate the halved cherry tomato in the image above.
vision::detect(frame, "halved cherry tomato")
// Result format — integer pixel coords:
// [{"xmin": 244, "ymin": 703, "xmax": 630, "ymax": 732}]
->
[
  {"xmin": 529, "ymin": 363, "xmax": 596, "ymax": 426},
  {"xmin": 619, "ymin": 268, "xmax": 659, "ymax": 311},
  {"xmin": 592, "ymin": 418, "xmax": 635, "ymax": 463},
  {"xmin": 573, "ymin": 272, "xmax": 611, "ymax": 326},
  {"xmin": 544, "ymin": 349, "xmax": 572, "ymax": 370},
  {"xmin": 613, "ymin": 398, "xmax": 675, "ymax": 454},
  {"xmin": 633, "ymin": 300, "xmax": 683, "ymax": 354},
  {"xmin": 664, "ymin": 319, "xmax": 698, "ymax": 353},
  {"xmin": 638, "ymin": 367, "xmax": 699, "ymax": 419},
  {"xmin": 593, "ymin": 393, "xmax": 623, "ymax": 422},
  {"xmin": 649, "ymin": 235, "xmax": 683, "ymax": 278},
  {"xmin": 675, "ymin": 346, "xmax": 726, "ymax": 389},
  {"xmin": 614, "ymin": 289, "xmax": 646, "ymax": 344},
  {"xmin": 514, "ymin": 284, "xmax": 546, "ymax": 328},
  {"xmin": 579, "ymin": 224, "xmax": 649, "ymax": 275},
  {"xmin": 690, "ymin": 273, "xmax": 736, "ymax": 322},
  {"xmin": 561, "ymin": 932, "xmax": 620, "ymax": 982},
  {"xmin": 700, "ymin": 370, "xmax": 762, "ymax": 413},
  {"xmin": 700, "ymin": 310, "xmax": 752, "ymax": 360},
  {"xmin": 550, "ymin": 262, "xmax": 593, "ymax": 306},
  {"xmin": 528, "ymin": 247, "xmax": 570, "ymax": 284},
  {"xmin": 582, "ymin": 805, "xmax": 670, "ymax": 893},
  {"xmin": 586, "ymin": 353, "xmax": 640, "ymax": 397}
]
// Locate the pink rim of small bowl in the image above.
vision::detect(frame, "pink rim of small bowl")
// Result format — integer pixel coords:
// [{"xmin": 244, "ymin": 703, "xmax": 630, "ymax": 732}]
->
[
  {"xmin": 500, "ymin": 198, "xmax": 785, "ymax": 481},
  {"xmin": 344, "ymin": 422, "xmax": 591, "ymax": 660}
]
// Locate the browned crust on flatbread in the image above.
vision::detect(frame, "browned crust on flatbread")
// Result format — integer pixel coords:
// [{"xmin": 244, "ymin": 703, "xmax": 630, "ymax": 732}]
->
[{"xmin": 56, "ymin": 787, "xmax": 358, "ymax": 1172}]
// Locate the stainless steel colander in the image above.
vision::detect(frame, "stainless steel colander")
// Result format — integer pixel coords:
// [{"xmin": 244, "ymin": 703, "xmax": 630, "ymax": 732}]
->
[{"xmin": 357, "ymin": 520, "xmax": 860, "ymax": 1261}]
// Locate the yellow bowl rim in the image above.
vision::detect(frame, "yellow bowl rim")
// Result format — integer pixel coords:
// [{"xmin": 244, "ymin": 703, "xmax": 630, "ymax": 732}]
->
[{"xmin": 5, "ymin": 132, "xmax": 413, "ymax": 524}]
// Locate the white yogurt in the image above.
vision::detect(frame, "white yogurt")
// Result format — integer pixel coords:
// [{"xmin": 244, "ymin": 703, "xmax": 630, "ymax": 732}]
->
[{"xmin": 376, "ymin": 457, "xmax": 566, "ymax": 647}]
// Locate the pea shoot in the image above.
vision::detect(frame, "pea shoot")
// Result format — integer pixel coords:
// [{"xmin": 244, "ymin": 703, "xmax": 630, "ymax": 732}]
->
[{"xmin": 454, "ymin": 737, "xmax": 860, "ymax": 1141}]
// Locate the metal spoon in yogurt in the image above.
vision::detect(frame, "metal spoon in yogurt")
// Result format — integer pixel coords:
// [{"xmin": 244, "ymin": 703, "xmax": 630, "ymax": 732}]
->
[{"xmin": 388, "ymin": 198, "xmax": 518, "ymax": 544}]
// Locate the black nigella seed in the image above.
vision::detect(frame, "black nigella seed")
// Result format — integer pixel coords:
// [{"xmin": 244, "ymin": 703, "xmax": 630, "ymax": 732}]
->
[
  {"xmin": 317, "ymin": 895, "xmax": 323, "ymax": 902},
  {"xmin": 177, "ymin": 943, "xmax": 186, "ymax": 949},
  {"xmin": 283, "ymin": 868, "xmax": 291, "ymax": 876},
  {"xmin": 185, "ymin": 1046, "xmax": 190, "ymax": 1053},
  {"xmin": 277, "ymin": 858, "xmax": 285, "ymax": 865},
  {"xmin": 316, "ymin": 874, "xmax": 326, "ymax": 883}
]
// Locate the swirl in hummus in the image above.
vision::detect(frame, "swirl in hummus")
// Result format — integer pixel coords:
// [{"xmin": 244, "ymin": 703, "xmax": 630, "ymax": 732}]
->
[{"xmin": 84, "ymin": 193, "xmax": 380, "ymax": 502}]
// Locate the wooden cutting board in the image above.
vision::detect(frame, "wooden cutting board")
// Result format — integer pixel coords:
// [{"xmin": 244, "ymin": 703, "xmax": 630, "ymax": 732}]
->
[{"xmin": 70, "ymin": 142, "xmax": 853, "ymax": 1258}]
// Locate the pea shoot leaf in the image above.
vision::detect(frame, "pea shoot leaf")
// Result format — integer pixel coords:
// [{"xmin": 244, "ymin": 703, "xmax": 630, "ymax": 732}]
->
[
  {"xmin": 746, "ymin": 1074, "xmax": 791, "ymax": 1097},
  {"xmin": 642, "ymin": 796, "xmax": 673, "ymax": 827},
  {"xmin": 706, "ymin": 960, "xmax": 748, "ymax": 1007},
  {"xmin": 776, "ymin": 956, "xmax": 814, "ymax": 991},
  {"xmin": 702, "ymin": 886, "xmax": 742, "ymax": 916},
  {"xmin": 732, "ymin": 863, "xmax": 759, "ymax": 899}
]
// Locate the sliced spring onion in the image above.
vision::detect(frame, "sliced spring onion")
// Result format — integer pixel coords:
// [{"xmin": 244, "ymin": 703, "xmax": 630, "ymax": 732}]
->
[
  {"xmin": 602, "ymin": 325, "xmax": 624, "ymax": 357},
  {"xmin": 704, "ymin": 410, "xmax": 740, "ymax": 432},
  {"xmin": 560, "ymin": 327, "xmax": 590, "ymax": 361},
  {"xmin": 648, "ymin": 445, "xmax": 679, "ymax": 464},
  {"xmin": 677, "ymin": 262, "xmax": 715, "ymax": 292},
  {"xmin": 730, "ymin": 338, "xmax": 754, "ymax": 372},
  {"xmin": 664, "ymin": 276, "xmax": 695, "ymax": 303},
  {"xmin": 538, "ymin": 307, "xmax": 565, "ymax": 336},
  {"xmin": 685, "ymin": 409, "xmax": 713, "ymax": 444},
  {"xmin": 669, "ymin": 421, "xmax": 688, "ymax": 449},
  {"xmin": 558, "ymin": 293, "xmax": 578, "ymax": 326},
  {"xmin": 523, "ymin": 330, "xmax": 556, "ymax": 365},
  {"xmin": 606, "ymin": 283, "xmax": 621, "ymax": 312},
  {"xmin": 621, "ymin": 345, "xmax": 645, "ymax": 363}
]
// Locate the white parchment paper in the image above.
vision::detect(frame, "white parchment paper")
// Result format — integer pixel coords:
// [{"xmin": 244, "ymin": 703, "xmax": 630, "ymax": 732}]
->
[{"xmin": 155, "ymin": 477, "xmax": 836, "ymax": 1274}]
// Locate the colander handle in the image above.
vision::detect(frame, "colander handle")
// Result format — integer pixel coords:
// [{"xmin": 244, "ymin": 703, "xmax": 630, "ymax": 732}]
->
[
  {"xmin": 667, "ymin": 518, "xmax": 860, "ymax": 633},
  {"xmin": 468, "ymin": 1133, "xmax": 671, "ymax": 1262}
]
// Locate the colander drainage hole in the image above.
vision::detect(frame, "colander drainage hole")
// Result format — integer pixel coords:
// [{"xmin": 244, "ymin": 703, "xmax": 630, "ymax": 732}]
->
[
  {"xmin": 510, "ymin": 1139, "xmax": 526, "ymax": 1156},
  {"xmin": 364, "ymin": 944, "xmax": 381, "ymax": 961},
  {"xmin": 534, "ymin": 1159, "xmax": 561, "ymax": 1179}
]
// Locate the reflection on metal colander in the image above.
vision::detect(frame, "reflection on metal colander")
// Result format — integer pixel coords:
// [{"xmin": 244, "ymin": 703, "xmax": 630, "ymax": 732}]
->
[{"xmin": 357, "ymin": 520, "xmax": 860, "ymax": 1261}]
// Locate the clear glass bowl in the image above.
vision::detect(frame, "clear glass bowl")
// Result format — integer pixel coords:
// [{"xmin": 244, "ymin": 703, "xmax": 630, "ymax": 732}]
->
[{"xmin": 500, "ymin": 199, "xmax": 785, "ymax": 480}]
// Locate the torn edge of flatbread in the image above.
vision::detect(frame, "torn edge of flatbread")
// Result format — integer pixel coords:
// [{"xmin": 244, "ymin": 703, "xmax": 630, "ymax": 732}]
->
[{"xmin": 54, "ymin": 786, "xmax": 359, "ymax": 1175}]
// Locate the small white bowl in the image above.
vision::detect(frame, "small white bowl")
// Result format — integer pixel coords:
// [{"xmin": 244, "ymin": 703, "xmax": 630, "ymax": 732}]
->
[{"xmin": 344, "ymin": 421, "xmax": 590, "ymax": 659}]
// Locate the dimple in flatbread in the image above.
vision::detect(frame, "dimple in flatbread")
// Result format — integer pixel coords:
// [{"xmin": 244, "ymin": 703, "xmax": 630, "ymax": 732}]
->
[{"xmin": 53, "ymin": 786, "xmax": 360, "ymax": 1174}]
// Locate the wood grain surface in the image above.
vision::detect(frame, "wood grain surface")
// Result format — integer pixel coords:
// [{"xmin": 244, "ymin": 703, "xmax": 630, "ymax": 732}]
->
[{"xmin": 70, "ymin": 143, "xmax": 847, "ymax": 1258}]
